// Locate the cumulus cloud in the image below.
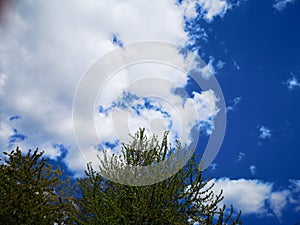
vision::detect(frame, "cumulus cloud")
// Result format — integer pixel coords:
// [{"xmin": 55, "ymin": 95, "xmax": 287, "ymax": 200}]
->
[
  {"xmin": 0, "ymin": 0, "xmax": 233, "ymax": 174},
  {"xmin": 95, "ymin": 87, "xmax": 219, "ymax": 150},
  {"xmin": 210, "ymin": 178, "xmax": 273, "ymax": 214},
  {"xmin": 273, "ymin": 0, "xmax": 296, "ymax": 11},
  {"xmin": 258, "ymin": 126, "xmax": 272, "ymax": 140},
  {"xmin": 208, "ymin": 178, "xmax": 300, "ymax": 219}
]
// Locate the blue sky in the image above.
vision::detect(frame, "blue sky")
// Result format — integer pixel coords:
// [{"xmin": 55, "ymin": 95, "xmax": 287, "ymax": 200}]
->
[
  {"xmin": 194, "ymin": 0, "xmax": 300, "ymax": 223},
  {"xmin": 0, "ymin": 0, "xmax": 300, "ymax": 224}
]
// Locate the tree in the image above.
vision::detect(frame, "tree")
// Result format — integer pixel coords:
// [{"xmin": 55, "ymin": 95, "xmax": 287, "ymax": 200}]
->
[
  {"xmin": 73, "ymin": 129, "xmax": 242, "ymax": 224},
  {"xmin": 0, "ymin": 147, "xmax": 72, "ymax": 225}
]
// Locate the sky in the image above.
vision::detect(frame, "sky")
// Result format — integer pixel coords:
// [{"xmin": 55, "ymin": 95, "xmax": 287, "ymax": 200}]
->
[{"xmin": 0, "ymin": 0, "xmax": 300, "ymax": 224}]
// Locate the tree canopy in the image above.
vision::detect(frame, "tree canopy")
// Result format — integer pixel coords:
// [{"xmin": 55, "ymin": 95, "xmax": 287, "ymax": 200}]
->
[
  {"xmin": 0, "ymin": 129, "xmax": 242, "ymax": 224},
  {"xmin": 0, "ymin": 147, "xmax": 72, "ymax": 225},
  {"xmin": 73, "ymin": 129, "xmax": 242, "ymax": 224}
]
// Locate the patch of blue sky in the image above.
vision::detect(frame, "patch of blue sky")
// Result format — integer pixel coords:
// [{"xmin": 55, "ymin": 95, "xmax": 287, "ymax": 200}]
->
[
  {"xmin": 46, "ymin": 144, "xmax": 75, "ymax": 178},
  {"xmin": 97, "ymin": 140, "xmax": 120, "ymax": 150},
  {"xmin": 183, "ymin": 8, "xmax": 210, "ymax": 52},
  {"xmin": 9, "ymin": 115, "xmax": 21, "ymax": 121},
  {"xmin": 173, "ymin": 132, "xmax": 180, "ymax": 140},
  {"xmin": 129, "ymin": 97, "xmax": 171, "ymax": 118},
  {"xmin": 98, "ymin": 92, "xmax": 139, "ymax": 114},
  {"xmin": 198, "ymin": 119, "xmax": 214, "ymax": 136},
  {"xmin": 111, "ymin": 34, "xmax": 123, "ymax": 48},
  {"xmin": 8, "ymin": 128, "xmax": 27, "ymax": 148},
  {"xmin": 52, "ymin": 143, "xmax": 68, "ymax": 159},
  {"xmin": 98, "ymin": 105, "xmax": 105, "ymax": 113},
  {"xmin": 167, "ymin": 120, "xmax": 173, "ymax": 130},
  {"xmin": 114, "ymin": 92, "xmax": 139, "ymax": 109},
  {"xmin": 176, "ymin": 0, "xmax": 183, "ymax": 5},
  {"xmin": 99, "ymin": 92, "xmax": 171, "ymax": 119},
  {"xmin": 226, "ymin": 96, "xmax": 242, "ymax": 112},
  {"xmin": 141, "ymin": 97, "xmax": 171, "ymax": 117}
]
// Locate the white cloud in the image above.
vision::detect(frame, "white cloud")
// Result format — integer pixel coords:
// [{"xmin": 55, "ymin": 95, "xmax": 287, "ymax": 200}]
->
[
  {"xmin": 288, "ymin": 179, "xmax": 300, "ymax": 211},
  {"xmin": 0, "ymin": 0, "xmax": 232, "ymax": 175},
  {"xmin": 216, "ymin": 60, "xmax": 225, "ymax": 70},
  {"xmin": 259, "ymin": 126, "xmax": 272, "ymax": 139},
  {"xmin": 180, "ymin": 0, "xmax": 230, "ymax": 21},
  {"xmin": 226, "ymin": 96, "xmax": 241, "ymax": 112},
  {"xmin": 233, "ymin": 60, "xmax": 240, "ymax": 70},
  {"xmin": 284, "ymin": 74, "xmax": 300, "ymax": 91},
  {"xmin": 95, "ymin": 86, "xmax": 219, "ymax": 150},
  {"xmin": 210, "ymin": 178, "xmax": 273, "ymax": 214},
  {"xmin": 199, "ymin": 57, "xmax": 215, "ymax": 80},
  {"xmin": 237, "ymin": 152, "xmax": 245, "ymax": 161},
  {"xmin": 0, "ymin": 118, "xmax": 14, "ymax": 149},
  {"xmin": 289, "ymin": 179, "xmax": 300, "ymax": 192},
  {"xmin": 209, "ymin": 178, "xmax": 300, "ymax": 218},
  {"xmin": 250, "ymin": 165, "xmax": 256, "ymax": 175},
  {"xmin": 198, "ymin": 0, "xmax": 230, "ymax": 21},
  {"xmin": 181, "ymin": 0, "xmax": 199, "ymax": 19},
  {"xmin": 208, "ymin": 162, "xmax": 217, "ymax": 170},
  {"xmin": 270, "ymin": 190, "xmax": 290, "ymax": 219},
  {"xmin": 273, "ymin": 0, "xmax": 296, "ymax": 11},
  {"xmin": 0, "ymin": 73, "xmax": 7, "ymax": 94}
]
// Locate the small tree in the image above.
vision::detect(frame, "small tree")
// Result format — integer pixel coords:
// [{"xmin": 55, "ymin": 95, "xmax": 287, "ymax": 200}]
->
[
  {"xmin": 73, "ymin": 129, "xmax": 242, "ymax": 224},
  {"xmin": 0, "ymin": 147, "xmax": 72, "ymax": 225}
]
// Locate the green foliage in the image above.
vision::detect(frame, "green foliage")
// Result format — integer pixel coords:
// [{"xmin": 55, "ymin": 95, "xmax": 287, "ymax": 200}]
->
[
  {"xmin": 73, "ymin": 128, "xmax": 242, "ymax": 225},
  {"xmin": 0, "ymin": 147, "xmax": 72, "ymax": 225},
  {"xmin": 0, "ymin": 130, "xmax": 242, "ymax": 224}
]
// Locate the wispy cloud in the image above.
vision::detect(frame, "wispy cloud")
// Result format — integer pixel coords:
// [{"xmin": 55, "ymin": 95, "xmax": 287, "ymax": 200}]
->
[
  {"xmin": 237, "ymin": 152, "xmax": 245, "ymax": 161},
  {"xmin": 258, "ymin": 126, "xmax": 272, "ymax": 140},
  {"xmin": 283, "ymin": 74, "xmax": 300, "ymax": 91},
  {"xmin": 216, "ymin": 60, "xmax": 225, "ymax": 70},
  {"xmin": 273, "ymin": 0, "xmax": 296, "ymax": 11},
  {"xmin": 208, "ymin": 162, "xmax": 217, "ymax": 170},
  {"xmin": 289, "ymin": 179, "xmax": 300, "ymax": 192},
  {"xmin": 199, "ymin": 57, "xmax": 215, "ymax": 80},
  {"xmin": 226, "ymin": 96, "xmax": 242, "ymax": 112},
  {"xmin": 250, "ymin": 165, "xmax": 256, "ymax": 175},
  {"xmin": 233, "ymin": 60, "xmax": 240, "ymax": 70},
  {"xmin": 289, "ymin": 180, "xmax": 300, "ymax": 212}
]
